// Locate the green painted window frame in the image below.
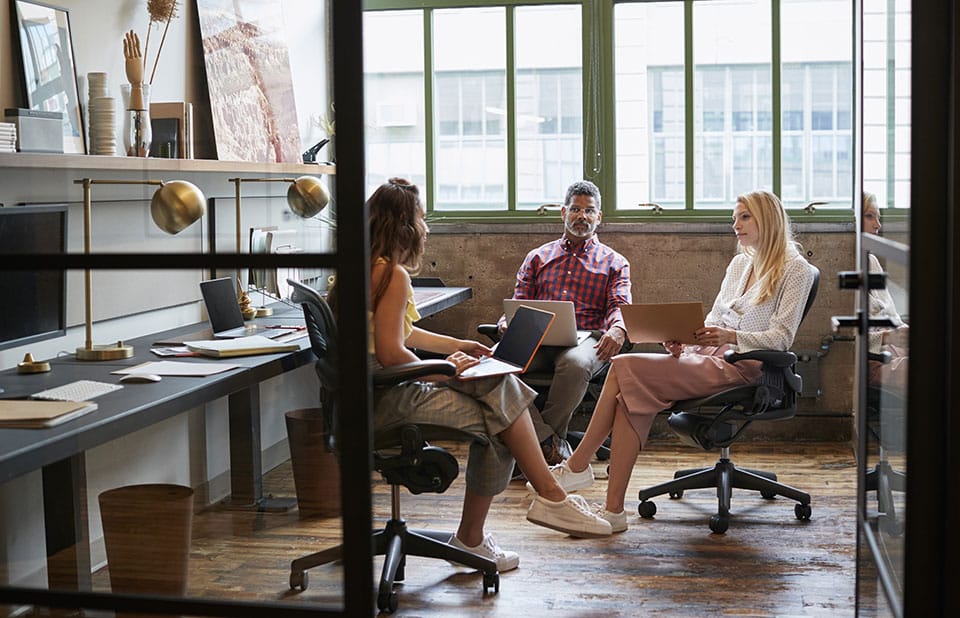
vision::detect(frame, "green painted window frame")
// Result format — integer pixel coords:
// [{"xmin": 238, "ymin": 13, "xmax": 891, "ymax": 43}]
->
[{"xmin": 364, "ymin": 0, "xmax": 860, "ymax": 224}]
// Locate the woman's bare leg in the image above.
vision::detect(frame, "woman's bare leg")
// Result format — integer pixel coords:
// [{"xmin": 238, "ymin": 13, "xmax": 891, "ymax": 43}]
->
[
  {"xmin": 455, "ymin": 490, "xmax": 495, "ymax": 547},
  {"xmin": 500, "ymin": 411, "xmax": 566, "ymax": 502},
  {"xmin": 604, "ymin": 405, "xmax": 642, "ymax": 513},
  {"xmin": 565, "ymin": 366, "xmax": 622, "ymax": 473}
]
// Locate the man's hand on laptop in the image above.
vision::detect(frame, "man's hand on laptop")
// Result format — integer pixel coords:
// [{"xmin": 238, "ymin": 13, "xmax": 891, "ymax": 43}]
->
[{"xmin": 594, "ymin": 326, "xmax": 626, "ymax": 362}]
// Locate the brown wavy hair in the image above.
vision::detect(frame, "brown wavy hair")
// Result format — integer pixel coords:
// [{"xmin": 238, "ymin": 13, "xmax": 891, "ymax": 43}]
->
[{"xmin": 368, "ymin": 178, "xmax": 428, "ymax": 311}]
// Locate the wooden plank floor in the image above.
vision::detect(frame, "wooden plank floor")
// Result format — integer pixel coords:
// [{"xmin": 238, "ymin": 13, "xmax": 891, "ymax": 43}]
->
[{"xmin": 98, "ymin": 439, "xmax": 859, "ymax": 616}]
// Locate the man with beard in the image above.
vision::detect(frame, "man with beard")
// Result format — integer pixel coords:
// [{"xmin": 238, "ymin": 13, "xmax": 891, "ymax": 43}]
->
[{"xmin": 497, "ymin": 180, "xmax": 632, "ymax": 469}]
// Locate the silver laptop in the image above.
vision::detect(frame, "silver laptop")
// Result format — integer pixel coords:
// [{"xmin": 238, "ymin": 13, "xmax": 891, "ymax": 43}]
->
[
  {"xmin": 459, "ymin": 305, "xmax": 555, "ymax": 380},
  {"xmin": 503, "ymin": 299, "xmax": 593, "ymax": 347}
]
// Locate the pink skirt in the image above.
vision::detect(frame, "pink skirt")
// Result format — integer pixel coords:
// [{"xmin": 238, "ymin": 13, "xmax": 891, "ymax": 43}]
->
[{"xmin": 611, "ymin": 345, "xmax": 762, "ymax": 448}]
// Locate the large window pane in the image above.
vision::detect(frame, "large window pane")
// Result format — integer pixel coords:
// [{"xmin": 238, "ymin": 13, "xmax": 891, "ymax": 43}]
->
[
  {"xmin": 516, "ymin": 5, "xmax": 582, "ymax": 210},
  {"xmin": 615, "ymin": 2, "xmax": 684, "ymax": 210},
  {"xmin": 364, "ymin": 10, "xmax": 426, "ymax": 198},
  {"xmin": 433, "ymin": 8, "xmax": 506, "ymax": 211},
  {"xmin": 693, "ymin": 0, "xmax": 772, "ymax": 208},
  {"xmin": 782, "ymin": 0, "xmax": 853, "ymax": 209},
  {"xmin": 862, "ymin": 0, "xmax": 911, "ymax": 209}
]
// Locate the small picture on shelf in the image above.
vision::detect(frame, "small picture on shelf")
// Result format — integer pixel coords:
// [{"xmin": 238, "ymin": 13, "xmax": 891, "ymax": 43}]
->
[{"xmin": 149, "ymin": 101, "xmax": 193, "ymax": 159}]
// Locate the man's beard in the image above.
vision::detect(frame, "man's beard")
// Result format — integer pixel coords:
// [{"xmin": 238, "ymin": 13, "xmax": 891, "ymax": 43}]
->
[{"xmin": 565, "ymin": 218, "xmax": 598, "ymax": 239}]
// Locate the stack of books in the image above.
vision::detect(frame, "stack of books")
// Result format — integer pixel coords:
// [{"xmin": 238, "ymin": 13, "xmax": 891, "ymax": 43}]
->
[{"xmin": 0, "ymin": 122, "xmax": 15, "ymax": 153}]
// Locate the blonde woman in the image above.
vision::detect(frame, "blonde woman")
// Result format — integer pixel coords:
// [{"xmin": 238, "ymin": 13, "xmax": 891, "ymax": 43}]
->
[{"xmin": 542, "ymin": 190, "xmax": 817, "ymax": 532}]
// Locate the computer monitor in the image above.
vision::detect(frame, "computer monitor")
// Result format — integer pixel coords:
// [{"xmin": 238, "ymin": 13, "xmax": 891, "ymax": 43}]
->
[{"xmin": 0, "ymin": 204, "xmax": 68, "ymax": 351}]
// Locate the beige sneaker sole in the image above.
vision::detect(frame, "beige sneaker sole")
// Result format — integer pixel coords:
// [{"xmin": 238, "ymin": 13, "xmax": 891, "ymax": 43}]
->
[{"xmin": 526, "ymin": 513, "xmax": 612, "ymax": 538}]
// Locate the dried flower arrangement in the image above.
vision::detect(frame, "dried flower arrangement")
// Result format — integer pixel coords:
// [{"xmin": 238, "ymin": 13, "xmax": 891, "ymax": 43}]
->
[{"xmin": 143, "ymin": 0, "xmax": 180, "ymax": 85}]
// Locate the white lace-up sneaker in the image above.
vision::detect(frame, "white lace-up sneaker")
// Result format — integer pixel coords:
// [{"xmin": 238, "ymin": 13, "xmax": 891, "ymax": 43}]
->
[
  {"xmin": 448, "ymin": 533, "xmax": 520, "ymax": 572},
  {"xmin": 591, "ymin": 503, "xmax": 628, "ymax": 533},
  {"xmin": 526, "ymin": 461, "xmax": 595, "ymax": 494},
  {"xmin": 526, "ymin": 493, "xmax": 612, "ymax": 538}
]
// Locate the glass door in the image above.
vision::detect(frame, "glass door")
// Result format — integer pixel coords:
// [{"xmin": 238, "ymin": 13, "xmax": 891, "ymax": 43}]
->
[
  {"xmin": 854, "ymin": 1, "xmax": 911, "ymax": 614},
  {"xmin": 853, "ymin": 1, "xmax": 959, "ymax": 615}
]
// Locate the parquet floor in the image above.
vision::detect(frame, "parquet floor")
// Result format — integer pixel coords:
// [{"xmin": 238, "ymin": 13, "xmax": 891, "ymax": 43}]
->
[{"xmin": 102, "ymin": 439, "xmax": 859, "ymax": 616}]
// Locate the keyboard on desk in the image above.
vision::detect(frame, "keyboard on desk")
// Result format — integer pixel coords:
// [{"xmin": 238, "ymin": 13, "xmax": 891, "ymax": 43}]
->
[{"xmin": 32, "ymin": 380, "xmax": 123, "ymax": 402}]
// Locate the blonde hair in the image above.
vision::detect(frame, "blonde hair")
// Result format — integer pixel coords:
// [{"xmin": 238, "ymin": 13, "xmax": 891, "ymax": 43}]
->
[{"xmin": 736, "ymin": 190, "xmax": 798, "ymax": 304}]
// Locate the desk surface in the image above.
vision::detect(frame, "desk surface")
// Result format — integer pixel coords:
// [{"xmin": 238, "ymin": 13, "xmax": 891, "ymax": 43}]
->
[
  {"xmin": 0, "ymin": 313, "xmax": 313, "ymax": 484},
  {"xmin": 0, "ymin": 286, "xmax": 472, "ymax": 484}
]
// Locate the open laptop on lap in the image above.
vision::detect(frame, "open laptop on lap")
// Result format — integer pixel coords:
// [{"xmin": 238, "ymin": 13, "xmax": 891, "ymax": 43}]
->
[
  {"xmin": 200, "ymin": 277, "xmax": 300, "ymax": 339},
  {"xmin": 459, "ymin": 305, "xmax": 555, "ymax": 380},
  {"xmin": 503, "ymin": 299, "xmax": 592, "ymax": 347}
]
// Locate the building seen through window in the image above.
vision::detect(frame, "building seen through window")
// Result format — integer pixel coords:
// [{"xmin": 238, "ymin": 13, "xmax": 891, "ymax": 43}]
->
[{"xmin": 362, "ymin": 1, "xmax": 906, "ymax": 214}]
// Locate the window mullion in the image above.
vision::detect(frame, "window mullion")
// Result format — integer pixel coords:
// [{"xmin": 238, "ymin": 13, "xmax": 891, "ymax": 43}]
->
[
  {"xmin": 684, "ymin": 0, "xmax": 694, "ymax": 211},
  {"xmin": 423, "ymin": 9, "xmax": 436, "ymax": 213},
  {"xmin": 506, "ymin": 6, "xmax": 517, "ymax": 212},
  {"xmin": 772, "ymin": 0, "xmax": 782, "ymax": 196}
]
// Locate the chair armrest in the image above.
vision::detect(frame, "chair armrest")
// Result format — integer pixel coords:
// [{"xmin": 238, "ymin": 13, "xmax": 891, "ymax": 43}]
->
[
  {"xmin": 374, "ymin": 359, "xmax": 456, "ymax": 387},
  {"xmin": 724, "ymin": 349, "xmax": 797, "ymax": 368},
  {"xmin": 477, "ymin": 324, "xmax": 501, "ymax": 343}
]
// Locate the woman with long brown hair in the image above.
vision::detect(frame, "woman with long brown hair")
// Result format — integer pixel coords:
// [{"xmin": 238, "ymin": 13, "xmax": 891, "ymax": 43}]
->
[{"xmin": 366, "ymin": 178, "xmax": 613, "ymax": 571}]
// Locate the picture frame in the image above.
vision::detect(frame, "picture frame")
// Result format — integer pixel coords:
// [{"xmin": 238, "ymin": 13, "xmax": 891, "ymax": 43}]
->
[
  {"xmin": 10, "ymin": 0, "xmax": 86, "ymax": 154},
  {"xmin": 150, "ymin": 101, "xmax": 193, "ymax": 159}
]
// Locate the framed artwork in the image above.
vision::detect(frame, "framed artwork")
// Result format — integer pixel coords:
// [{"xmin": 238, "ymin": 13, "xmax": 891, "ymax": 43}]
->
[
  {"xmin": 195, "ymin": 0, "xmax": 301, "ymax": 163},
  {"xmin": 10, "ymin": 0, "xmax": 86, "ymax": 154}
]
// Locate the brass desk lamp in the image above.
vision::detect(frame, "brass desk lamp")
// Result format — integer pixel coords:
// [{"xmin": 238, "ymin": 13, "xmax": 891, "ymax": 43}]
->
[
  {"xmin": 228, "ymin": 176, "xmax": 330, "ymax": 316},
  {"xmin": 74, "ymin": 178, "xmax": 206, "ymax": 361}
]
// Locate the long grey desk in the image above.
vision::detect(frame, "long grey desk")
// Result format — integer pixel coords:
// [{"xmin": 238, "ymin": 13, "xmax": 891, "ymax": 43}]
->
[{"xmin": 0, "ymin": 286, "xmax": 471, "ymax": 591}]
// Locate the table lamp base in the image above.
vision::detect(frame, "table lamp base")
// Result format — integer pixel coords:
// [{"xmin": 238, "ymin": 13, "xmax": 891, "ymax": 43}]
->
[{"xmin": 77, "ymin": 342, "xmax": 135, "ymax": 361}]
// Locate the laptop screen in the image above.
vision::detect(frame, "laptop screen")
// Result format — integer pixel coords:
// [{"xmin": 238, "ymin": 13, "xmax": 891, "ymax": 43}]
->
[
  {"xmin": 200, "ymin": 277, "xmax": 245, "ymax": 333},
  {"xmin": 493, "ymin": 305, "xmax": 555, "ymax": 369}
]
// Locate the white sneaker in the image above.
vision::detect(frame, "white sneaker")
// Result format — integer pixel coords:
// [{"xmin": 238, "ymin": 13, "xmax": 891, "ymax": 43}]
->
[
  {"xmin": 592, "ymin": 503, "xmax": 628, "ymax": 533},
  {"xmin": 526, "ymin": 493, "xmax": 612, "ymax": 538},
  {"xmin": 448, "ymin": 533, "xmax": 520, "ymax": 572},
  {"xmin": 526, "ymin": 461, "xmax": 595, "ymax": 494}
]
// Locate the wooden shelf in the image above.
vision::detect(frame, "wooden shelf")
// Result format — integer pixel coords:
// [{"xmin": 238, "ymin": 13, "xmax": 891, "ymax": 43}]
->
[{"xmin": 0, "ymin": 152, "xmax": 335, "ymax": 175}]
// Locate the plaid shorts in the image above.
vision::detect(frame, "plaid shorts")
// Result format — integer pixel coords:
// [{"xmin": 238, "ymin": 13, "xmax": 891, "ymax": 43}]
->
[{"xmin": 373, "ymin": 374, "xmax": 537, "ymax": 496}]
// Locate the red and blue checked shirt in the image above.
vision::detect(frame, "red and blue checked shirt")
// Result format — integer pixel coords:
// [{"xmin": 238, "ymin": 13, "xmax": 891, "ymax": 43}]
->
[{"xmin": 512, "ymin": 235, "xmax": 632, "ymax": 333}]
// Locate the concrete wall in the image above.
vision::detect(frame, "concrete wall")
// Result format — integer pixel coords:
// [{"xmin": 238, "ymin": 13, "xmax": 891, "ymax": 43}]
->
[{"xmin": 414, "ymin": 221, "xmax": 858, "ymax": 441}]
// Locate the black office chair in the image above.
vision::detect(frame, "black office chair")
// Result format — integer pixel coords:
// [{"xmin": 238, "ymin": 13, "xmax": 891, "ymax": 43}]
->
[
  {"xmin": 476, "ymin": 322, "xmax": 614, "ymax": 460},
  {"xmin": 637, "ymin": 266, "xmax": 820, "ymax": 534},
  {"xmin": 286, "ymin": 280, "xmax": 499, "ymax": 614}
]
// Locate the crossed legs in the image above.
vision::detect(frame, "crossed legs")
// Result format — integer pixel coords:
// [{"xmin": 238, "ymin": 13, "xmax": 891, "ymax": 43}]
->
[{"xmin": 563, "ymin": 366, "xmax": 645, "ymax": 514}]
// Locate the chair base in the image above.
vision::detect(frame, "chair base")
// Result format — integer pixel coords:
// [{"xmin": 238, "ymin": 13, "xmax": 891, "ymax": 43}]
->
[
  {"xmin": 289, "ymin": 516, "xmax": 499, "ymax": 613},
  {"xmin": 637, "ymin": 457, "xmax": 812, "ymax": 534},
  {"xmin": 865, "ymin": 459, "xmax": 906, "ymax": 536}
]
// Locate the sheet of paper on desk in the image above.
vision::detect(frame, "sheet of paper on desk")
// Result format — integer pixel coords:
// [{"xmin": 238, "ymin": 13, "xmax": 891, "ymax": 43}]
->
[{"xmin": 111, "ymin": 361, "xmax": 240, "ymax": 377}]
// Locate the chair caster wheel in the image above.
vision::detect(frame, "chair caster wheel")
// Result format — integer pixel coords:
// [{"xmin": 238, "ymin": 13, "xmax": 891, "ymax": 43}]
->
[
  {"xmin": 709, "ymin": 514, "xmax": 729, "ymax": 534},
  {"xmin": 638, "ymin": 500, "xmax": 657, "ymax": 518},
  {"xmin": 289, "ymin": 570, "xmax": 308, "ymax": 591},
  {"xmin": 378, "ymin": 590, "xmax": 399, "ymax": 613},
  {"xmin": 669, "ymin": 490, "xmax": 684, "ymax": 499},
  {"xmin": 483, "ymin": 571, "xmax": 500, "ymax": 593},
  {"xmin": 761, "ymin": 490, "xmax": 777, "ymax": 499},
  {"xmin": 795, "ymin": 503, "xmax": 812, "ymax": 520}
]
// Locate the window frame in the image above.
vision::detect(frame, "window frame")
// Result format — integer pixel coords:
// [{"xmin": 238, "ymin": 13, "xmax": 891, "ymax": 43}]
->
[{"xmin": 364, "ymin": 0, "xmax": 874, "ymax": 224}]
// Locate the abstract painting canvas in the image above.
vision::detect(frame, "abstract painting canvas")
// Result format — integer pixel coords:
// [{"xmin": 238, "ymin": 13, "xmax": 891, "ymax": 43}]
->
[{"xmin": 196, "ymin": 0, "xmax": 301, "ymax": 163}]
